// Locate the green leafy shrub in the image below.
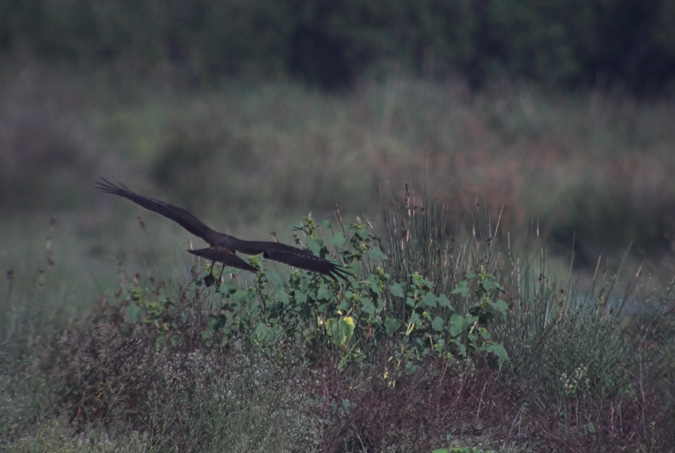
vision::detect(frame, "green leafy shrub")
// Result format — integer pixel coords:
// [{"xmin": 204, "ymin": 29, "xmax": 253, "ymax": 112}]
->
[
  {"xmin": 4, "ymin": 188, "xmax": 674, "ymax": 451},
  {"xmin": 185, "ymin": 211, "xmax": 510, "ymax": 378}
]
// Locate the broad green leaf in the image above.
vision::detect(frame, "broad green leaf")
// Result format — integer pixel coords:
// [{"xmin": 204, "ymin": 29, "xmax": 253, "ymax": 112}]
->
[
  {"xmin": 294, "ymin": 291, "xmax": 307, "ymax": 304},
  {"xmin": 276, "ymin": 290, "xmax": 289, "ymax": 303},
  {"xmin": 480, "ymin": 278, "xmax": 494, "ymax": 293},
  {"xmin": 486, "ymin": 342, "xmax": 509, "ymax": 370},
  {"xmin": 233, "ymin": 289, "xmax": 249, "ymax": 302},
  {"xmin": 330, "ymin": 232, "xmax": 347, "ymax": 247},
  {"xmin": 437, "ymin": 294, "xmax": 453, "ymax": 309},
  {"xmin": 422, "ymin": 293, "xmax": 437, "ymax": 307},
  {"xmin": 384, "ymin": 317, "xmax": 402, "ymax": 335},
  {"xmin": 490, "ymin": 299, "xmax": 509, "ymax": 315},
  {"xmin": 337, "ymin": 317, "xmax": 356, "ymax": 345},
  {"xmin": 326, "ymin": 317, "xmax": 355, "ymax": 345},
  {"xmin": 266, "ymin": 271, "xmax": 284, "ymax": 288},
  {"xmin": 356, "ymin": 229, "xmax": 370, "ymax": 240},
  {"xmin": 368, "ymin": 280, "xmax": 380, "ymax": 293},
  {"xmin": 449, "ymin": 313, "xmax": 466, "ymax": 337},
  {"xmin": 458, "ymin": 343, "xmax": 467, "ymax": 356},
  {"xmin": 254, "ymin": 322, "xmax": 269, "ymax": 341},
  {"xmin": 367, "ymin": 247, "xmax": 388, "ymax": 260},
  {"xmin": 389, "ymin": 282, "xmax": 404, "ymax": 298},
  {"xmin": 431, "ymin": 316, "xmax": 445, "ymax": 331},
  {"xmin": 307, "ymin": 238, "xmax": 323, "ymax": 255},
  {"xmin": 451, "ymin": 280, "xmax": 470, "ymax": 296},
  {"xmin": 360, "ymin": 297, "xmax": 376, "ymax": 317},
  {"xmin": 337, "ymin": 299, "xmax": 350, "ymax": 311},
  {"xmin": 317, "ymin": 286, "xmax": 331, "ymax": 300},
  {"xmin": 126, "ymin": 303, "xmax": 140, "ymax": 323}
]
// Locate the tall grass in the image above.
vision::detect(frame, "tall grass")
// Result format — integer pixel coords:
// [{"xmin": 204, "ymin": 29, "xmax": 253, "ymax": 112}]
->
[
  {"xmin": 1, "ymin": 66, "xmax": 674, "ymax": 450},
  {"xmin": 2, "ymin": 190, "xmax": 674, "ymax": 451}
]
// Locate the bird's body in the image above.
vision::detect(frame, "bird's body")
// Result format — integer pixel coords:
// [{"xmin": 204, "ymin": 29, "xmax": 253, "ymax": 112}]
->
[{"xmin": 96, "ymin": 178, "xmax": 351, "ymax": 281}]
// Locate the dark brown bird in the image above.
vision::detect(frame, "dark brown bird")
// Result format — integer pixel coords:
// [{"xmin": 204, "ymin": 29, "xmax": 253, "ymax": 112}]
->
[{"xmin": 96, "ymin": 178, "xmax": 352, "ymax": 281}]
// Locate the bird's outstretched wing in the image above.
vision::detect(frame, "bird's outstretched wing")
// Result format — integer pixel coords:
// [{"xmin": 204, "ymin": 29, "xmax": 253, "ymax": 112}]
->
[
  {"xmin": 97, "ymin": 177, "xmax": 353, "ymax": 282},
  {"xmin": 95, "ymin": 178, "xmax": 217, "ymax": 243},
  {"xmin": 187, "ymin": 247, "xmax": 259, "ymax": 273},
  {"xmin": 231, "ymin": 240, "xmax": 353, "ymax": 282}
]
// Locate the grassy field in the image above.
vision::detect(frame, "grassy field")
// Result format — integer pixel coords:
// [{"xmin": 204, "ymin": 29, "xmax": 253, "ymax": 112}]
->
[{"xmin": 1, "ymin": 63, "xmax": 674, "ymax": 451}]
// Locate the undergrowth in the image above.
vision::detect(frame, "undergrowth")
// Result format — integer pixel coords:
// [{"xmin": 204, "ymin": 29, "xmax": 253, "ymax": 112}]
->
[{"xmin": 1, "ymin": 193, "xmax": 674, "ymax": 452}]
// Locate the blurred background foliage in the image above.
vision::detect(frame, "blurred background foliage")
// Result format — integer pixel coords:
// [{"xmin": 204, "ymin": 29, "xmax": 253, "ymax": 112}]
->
[{"xmin": 1, "ymin": 0, "xmax": 674, "ymax": 92}]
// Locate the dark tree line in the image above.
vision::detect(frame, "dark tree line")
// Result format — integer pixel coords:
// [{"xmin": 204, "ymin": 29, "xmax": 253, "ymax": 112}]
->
[{"xmin": 2, "ymin": 0, "xmax": 673, "ymax": 93}]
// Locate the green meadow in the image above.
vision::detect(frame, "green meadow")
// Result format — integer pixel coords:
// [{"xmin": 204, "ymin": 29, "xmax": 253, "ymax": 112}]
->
[{"xmin": 1, "ymin": 65, "xmax": 674, "ymax": 451}]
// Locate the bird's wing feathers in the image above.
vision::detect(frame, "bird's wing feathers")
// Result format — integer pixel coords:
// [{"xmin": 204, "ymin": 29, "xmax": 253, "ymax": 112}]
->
[
  {"xmin": 234, "ymin": 240, "xmax": 352, "ymax": 281},
  {"xmin": 97, "ymin": 178, "xmax": 352, "ymax": 281},
  {"xmin": 263, "ymin": 248, "xmax": 353, "ymax": 281},
  {"xmin": 187, "ymin": 247, "xmax": 259, "ymax": 272},
  {"xmin": 96, "ymin": 178, "xmax": 215, "ymax": 242}
]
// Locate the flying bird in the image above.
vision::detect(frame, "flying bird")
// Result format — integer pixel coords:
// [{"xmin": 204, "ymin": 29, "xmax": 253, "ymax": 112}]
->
[{"xmin": 95, "ymin": 178, "xmax": 352, "ymax": 282}]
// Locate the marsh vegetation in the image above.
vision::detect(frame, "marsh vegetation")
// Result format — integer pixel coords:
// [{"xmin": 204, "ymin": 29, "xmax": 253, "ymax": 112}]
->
[{"xmin": 1, "ymin": 64, "xmax": 674, "ymax": 451}]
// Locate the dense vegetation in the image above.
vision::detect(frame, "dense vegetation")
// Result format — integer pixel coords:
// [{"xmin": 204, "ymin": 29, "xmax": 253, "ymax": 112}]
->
[
  {"xmin": 2, "ymin": 0, "xmax": 674, "ymax": 92},
  {"xmin": 3, "ymin": 193, "xmax": 674, "ymax": 451},
  {"xmin": 0, "ymin": 3, "xmax": 674, "ymax": 443}
]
